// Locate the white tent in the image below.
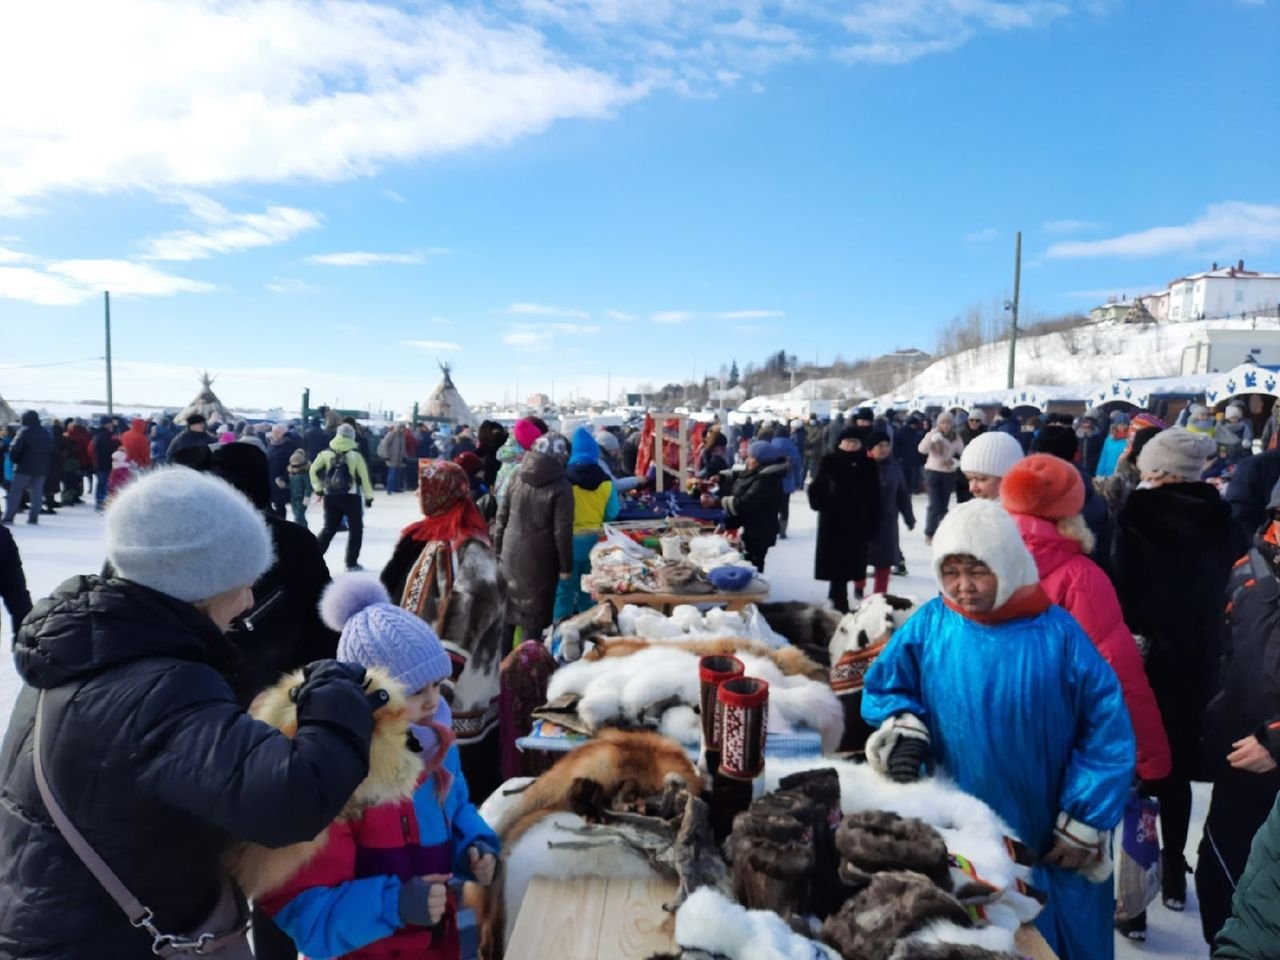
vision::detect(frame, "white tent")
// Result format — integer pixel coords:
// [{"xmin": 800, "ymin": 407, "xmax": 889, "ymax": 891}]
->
[
  {"xmin": 423, "ymin": 363, "xmax": 476, "ymax": 427},
  {"xmin": 176, "ymin": 372, "xmax": 235, "ymax": 425}
]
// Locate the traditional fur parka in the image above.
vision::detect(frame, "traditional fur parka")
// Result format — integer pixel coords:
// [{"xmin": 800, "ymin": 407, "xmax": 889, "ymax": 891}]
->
[{"xmin": 809, "ymin": 447, "xmax": 881, "ymax": 583}]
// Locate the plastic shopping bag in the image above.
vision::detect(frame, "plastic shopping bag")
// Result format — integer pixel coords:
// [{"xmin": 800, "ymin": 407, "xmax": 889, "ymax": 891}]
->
[{"xmin": 1115, "ymin": 791, "xmax": 1161, "ymax": 921}]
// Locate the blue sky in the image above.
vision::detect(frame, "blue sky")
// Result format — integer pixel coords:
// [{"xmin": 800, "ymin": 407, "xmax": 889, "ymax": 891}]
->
[{"xmin": 2, "ymin": 0, "xmax": 1278, "ymax": 413}]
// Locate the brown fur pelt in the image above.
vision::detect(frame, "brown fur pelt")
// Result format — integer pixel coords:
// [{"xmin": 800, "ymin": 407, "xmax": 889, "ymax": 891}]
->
[
  {"xmin": 727, "ymin": 792, "xmax": 825, "ymax": 920},
  {"xmin": 586, "ymin": 636, "xmax": 827, "ymax": 682},
  {"xmin": 224, "ymin": 667, "xmax": 420, "ymax": 899},
  {"xmin": 888, "ymin": 942, "xmax": 1017, "ymax": 960},
  {"xmin": 822, "ymin": 871, "xmax": 972, "ymax": 960},
  {"xmin": 471, "ymin": 730, "xmax": 703, "ymax": 960},
  {"xmin": 835, "ymin": 810, "xmax": 952, "ymax": 891}
]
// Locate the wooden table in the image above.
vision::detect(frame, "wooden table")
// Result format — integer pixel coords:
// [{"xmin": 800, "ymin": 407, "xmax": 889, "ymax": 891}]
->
[
  {"xmin": 504, "ymin": 876, "xmax": 1058, "ymax": 960},
  {"xmin": 595, "ymin": 585, "xmax": 769, "ymax": 615}
]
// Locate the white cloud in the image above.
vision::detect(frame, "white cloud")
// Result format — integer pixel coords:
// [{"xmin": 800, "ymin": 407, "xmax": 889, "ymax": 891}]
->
[
  {"xmin": 964, "ymin": 227, "xmax": 999, "ymax": 244},
  {"xmin": 0, "ymin": 245, "xmax": 35, "ymax": 264},
  {"xmin": 502, "ymin": 320, "xmax": 601, "ymax": 351},
  {"xmin": 507, "ymin": 302, "xmax": 591, "ymax": 319},
  {"xmin": 401, "ymin": 339, "xmax": 463, "ymax": 352},
  {"xmin": 713, "ymin": 308, "xmax": 784, "ymax": 319},
  {"xmin": 503, "ymin": 330, "xmax": 548, "ymax": 350},
  {"xmin": 266, "ymin": 277, "xmax": 313, "ymax": 294},
  {"xmin": 605, "ymin": 308, "xmax": 634, "ymax": 321},
  {"xmin": 307, "ymin": 251, "xmax": 430, "ymax": 267},
  {"xmin": 837, "ymin": 0, "xmax": 1070, "ymax": 64},
  {"xmin": 733, "ymin": 323, "xmax": 778, "ymax": 335},
  {"xmin": 382, "ymin": 189, "xmax": 407, "ymax": 203},
  {"xmin": 141, "ymin": 195, "xmax": 320, "ymax": 261},
  {"xmin": 1042, "ymin": 219, "xmax": 1102, "ymax": 235},
  {"xmin": 1047, "ymin": 202, "xmax": 1280, "ymax": 259},
  {"xmin": 0, "ymin": 258, "xmax": 213, "ymax": 306},
  {"xmin": 652, "ymin": 310, "xmax": 691, "ymax": 324}
]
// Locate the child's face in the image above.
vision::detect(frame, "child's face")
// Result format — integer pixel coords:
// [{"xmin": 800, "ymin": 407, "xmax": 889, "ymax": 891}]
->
[
  {"xmin": 939, "ymin": 555, "xmax": 999, "ymax": 613},
  {"xmin": 405, "ymin": 681, "xmax": 442, "ymax": 724},
  {"xmin": 966, "ymin": 473, "xmax": 1002, "ymax": 500}
]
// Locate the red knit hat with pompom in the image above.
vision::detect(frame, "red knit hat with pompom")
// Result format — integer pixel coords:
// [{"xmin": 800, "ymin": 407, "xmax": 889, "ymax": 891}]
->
[{"xmin": 1000, "ymin": 453, "xmax": 1084, "ymax": 520}]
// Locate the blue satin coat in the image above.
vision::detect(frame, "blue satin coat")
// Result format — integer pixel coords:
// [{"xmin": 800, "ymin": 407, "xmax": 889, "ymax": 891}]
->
[{"xmin": 862, "ymin": 597, "xmax": 1136, "ymax": 960}]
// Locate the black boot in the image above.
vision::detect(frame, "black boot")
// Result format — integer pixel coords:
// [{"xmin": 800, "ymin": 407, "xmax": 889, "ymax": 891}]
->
[
  {"xmin": 1115, "ymin": 910, "xmax": 1147, "ymax": 941},
  {"xmin": 1163, "ymin": 852, "xmax": 1188, "ymax": 911}
]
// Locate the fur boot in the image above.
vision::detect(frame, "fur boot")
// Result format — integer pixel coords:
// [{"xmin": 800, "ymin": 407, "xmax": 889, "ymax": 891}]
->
[
  {"xmin": 727, "ymin": 793, "xmax": 822, "ymax": 919},
  {"xmin": 821, "ymin": 871, "xmax": 972, "ymax": 960},
  {"xmin": 836, "ymin": 810, "xmax": 952, "ymax": 890},
  {"xmin": 778, "ymin": 769, "xmax": 845, "ymax": 917}
]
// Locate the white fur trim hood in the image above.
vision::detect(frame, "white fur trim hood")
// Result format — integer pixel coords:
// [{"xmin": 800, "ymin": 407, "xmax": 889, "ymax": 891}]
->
[{"xmin": 929, "ymin": 499, "xmax": 1040, "ymax": 611}]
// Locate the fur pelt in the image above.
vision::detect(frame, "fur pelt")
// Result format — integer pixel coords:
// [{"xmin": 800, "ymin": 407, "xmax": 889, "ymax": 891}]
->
[
  {"xmin": 835, "ymin": 810, "xmax": 951, "ymax": 890},
  {"xmin": 756, "ymin": 601, "xmax": 845, "ymax": 666},
  {"xmin": 587, "ymin": 635, "xmax": 827, "ymax": 681},
  {"xmin": 829, "ymin": 594, "xmax": 917, "ymax": 663},
  {"xmin": 887, "ymin": 921, "xmax": 1016, "ymax": 960},
  {"xmin": 672, "ymin": 887, "xmax": 842, "ymax": 960},
  {"xmin": 224, "ymin": 667, "xmax": 420, "ymax": 899},
  {"xmin": 471, "ymin": 730, "xmax": 703, "ymax": 959},
  {"xmin": 548, "ymin": 644, "xmax": 844, "ymax": 753},
  {"xmin": 821, "ymin": 871, "xmax": 972, "ymax": 960},
  {"xmin": 763, "ymin": 758, "xmax": 1040, "ymax": 932},
  {"xmin": 727, "ymin": 794, "xmax": 819, "ymax": 919}
]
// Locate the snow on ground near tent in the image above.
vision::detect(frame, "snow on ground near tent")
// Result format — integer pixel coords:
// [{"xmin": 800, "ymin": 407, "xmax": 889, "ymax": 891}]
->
[
  {"xmin": 0, "ymin": 487, "xmax": 1204, "ymax": 957},
  {"xmin": 889, "ymin": 316, "xmax": 1280, "ymax": 401}
]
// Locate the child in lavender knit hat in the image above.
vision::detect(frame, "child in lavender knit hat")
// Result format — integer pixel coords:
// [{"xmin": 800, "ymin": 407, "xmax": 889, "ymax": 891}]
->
[{"xmin": 262, "ymin": 576, "xmax": 498, "ymax": 960}]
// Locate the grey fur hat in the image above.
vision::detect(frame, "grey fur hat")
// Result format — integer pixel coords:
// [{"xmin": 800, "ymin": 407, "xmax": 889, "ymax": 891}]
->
[
  {"xmin": 1136, "ymin": 426, "xmax": 1216, "ymax": 481},
  {"xmin": 106, "ymin": 468, "xmax": 274, "ymax": 603}
]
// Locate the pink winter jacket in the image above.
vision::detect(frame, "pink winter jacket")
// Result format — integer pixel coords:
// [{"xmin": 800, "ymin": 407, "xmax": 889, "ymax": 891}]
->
[{"xmin": 1013, "ymin": 513, "xmax": 1173, "ymax": 782}]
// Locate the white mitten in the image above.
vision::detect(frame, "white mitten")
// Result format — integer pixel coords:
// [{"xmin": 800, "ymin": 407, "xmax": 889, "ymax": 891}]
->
[
  {"xmin": 1053, "ymin": 812, "xmax": 1113, "ymax": 883},
  {"xmin": 866, "ymin": 714, "xmax": 930, "ymax": 778}
]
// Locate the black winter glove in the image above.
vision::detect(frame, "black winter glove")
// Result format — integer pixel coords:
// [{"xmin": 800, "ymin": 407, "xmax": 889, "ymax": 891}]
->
[
  {"xmin": 365, "ymin": 498, "xmax": 374, "ymax": 509},
  {"xmin": 887, "ymin": 736, "xmax": 931, "ymax": 784},
  {"xmin": 291, "ymin": 660, "xmax": 386, "ymax": 743}
]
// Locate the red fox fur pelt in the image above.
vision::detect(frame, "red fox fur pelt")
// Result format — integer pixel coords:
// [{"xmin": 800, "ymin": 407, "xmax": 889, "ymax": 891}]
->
[
  {"xmin": 471, "ymin": 729, "xmax": 702, "ymax": 960},
  {"xmin": 586, "ymin": 636, "xmax": 827, "ymax": 682},
  {"xmin": 223, "ymin": 667, "xmax": 421, "ymax": 900}
]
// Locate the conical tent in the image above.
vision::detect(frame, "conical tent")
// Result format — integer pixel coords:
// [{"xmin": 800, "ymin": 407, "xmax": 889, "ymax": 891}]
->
[
  {"xmin": 0, "ymin": 391, "xmax": 15, "ymax": 424},
  {"xmin": 176, "ymin": 371, "xmax": 235, "ymax": 425},
  {"xmin": 424, "ymin": 363, "xmax": 475, "ymax": 427}
]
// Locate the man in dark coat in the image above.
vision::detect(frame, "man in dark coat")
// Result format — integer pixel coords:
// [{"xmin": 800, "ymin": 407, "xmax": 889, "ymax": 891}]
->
[
  {"xmin": 88, "ymin": 417, "xmax": 117, "ymax": 511},
  {"xmin": 1226, "ymin": 450, "xmax": 1280, "ymax": 543},
  {"xmin": 893, "ymin": 416, "xmax": 926, "ymax": 494},
  {"xmin": 0, "ymin": 468, "xmax": 377, "ymax": 960},
  {"xmin": 166, "ymin": 413, "xmax": 215, "ymax": 462},
  {"xmin": 266, "ymin": 425, "xmax": 302, "ymax": 520},
  {"xmin": 1032, "ymin": 425, "xmax": 1114, "ymax": 575},
  {"xmin": 867, "ymin": 431, "xmax": 914, "ymax": 589},
  {"xmin": 706, "ymin": 441, "xmax": 788, "ymax": 572},
  {"xmin": 825, "ymin": 413, "xmax": 845, "ymax": 453},
  {"xmin": 2, "ymin": 411, "xmax": 53, "ymax": 526},
  {"xmin": 0, "ymin": 523, "xmax": 32, "ymax": 638},
  {"xmin": 1115, "ymin": 428, "xmax": 1244, "ymax": 914},
  {"xmin": 303, "ymin": 417, "xmax": 332, "ymax": 461},
  {"xmin": 1079, "ymin": 412, "xmax": 1105, "ymax": 477},
  {"xmin": 809, "ymin": 427, "xmax": 881, "ymax": 612}
]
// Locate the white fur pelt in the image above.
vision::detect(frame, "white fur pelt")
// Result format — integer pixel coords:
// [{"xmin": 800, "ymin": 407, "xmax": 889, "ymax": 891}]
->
[
  {"xmin": 499, "ymin": 811, "xmax": 656, "ymax": 948},
  {"xmin": 890, "ymin": 919, "xmax": 1017, "ymax": 957},
  {"xmin": 478, "ymin": 777, "xmax": 536, "ymax": 833},
  {"xmin": 829, "ymin": 593, "xmax": 918, "ymax": 663},
  {"xmin": 545, "ymin": 645, "xmax": 844, "ymax": 753},
  {"xmin": 674, "ymin": 887, "xmax": 841, "ymax": 960},
  {"xmin": 763, "ymin": 758, "xmax": 1041, "ymax": 931},
  {"xmin": 616, "ymin": 603, "xmax": 788, "ymax": 650}
]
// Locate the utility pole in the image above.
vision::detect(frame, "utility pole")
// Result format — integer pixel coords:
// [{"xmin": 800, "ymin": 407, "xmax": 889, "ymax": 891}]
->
[
  {"xmin": 1006, "ymin": 231, "xmax": 1021, "ymax": 390},
  {"xmin": 104, "ymin": 291, "xmax": 114, "ymax": 415}
]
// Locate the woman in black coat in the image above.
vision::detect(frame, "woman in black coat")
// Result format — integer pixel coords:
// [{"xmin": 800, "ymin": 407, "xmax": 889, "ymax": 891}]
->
[
  {"xmin": 0, "ymin": 468, "xmax": 377, "ymax": 960},
  {"xmin": 1114, "ymin": 428, "xmax": 1244, "ymax": 914},
  {"xmin": 809, "ymin": 427, "xmax": 881, "ymax": 612},
  {"xmin": 866, "ymin": 431, "xmax": 914, "ymax": 592}
]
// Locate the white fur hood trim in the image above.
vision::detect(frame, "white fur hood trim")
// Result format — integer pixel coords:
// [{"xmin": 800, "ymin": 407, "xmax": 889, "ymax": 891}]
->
[
  {"xmin": 675, "ymin": 887, "xmax": 841, "ymax": 960},
  {"xmin": 929, "ymin": 499, "xmax": 1040, "ymax": 610}
]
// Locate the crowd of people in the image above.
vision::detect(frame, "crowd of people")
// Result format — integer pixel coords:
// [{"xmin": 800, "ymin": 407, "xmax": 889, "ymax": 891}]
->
[{"xmin": 2, "ymin": 397, "xmax": 1280, "ymax": 958}]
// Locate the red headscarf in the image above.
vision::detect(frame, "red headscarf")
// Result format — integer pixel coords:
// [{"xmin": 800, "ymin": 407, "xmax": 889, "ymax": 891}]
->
[{"xmin": 402, "ymin": 459, "xmax": 491, "ymax": 546}]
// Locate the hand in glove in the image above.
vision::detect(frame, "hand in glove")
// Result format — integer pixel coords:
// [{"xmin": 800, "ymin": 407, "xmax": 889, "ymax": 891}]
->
[
  {"xmin": 365, "ymin": 498, "xmax": 374, "ymax": 509},
  {"xmin": 398, "ymin": 874, "xmax": 451, "ymax": 927},
  {"xmin": 468, "ymin": 846, "xmax": 497, "ymax": 886},
  {"xmin": 290, "ymin": 660, "xmax": 389, "ymax": 733},
  {"xmin": 1044, "ymin": 812, "xmax": 1112, "ymax": 882},
  {"xmin": 866, "ymin": 714, "xmax": 930, "ymax": 783}
]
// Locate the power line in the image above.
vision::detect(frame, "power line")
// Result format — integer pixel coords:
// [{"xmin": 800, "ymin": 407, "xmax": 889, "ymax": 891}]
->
[{"xmin": 0, "ymin": 356, "xmax": 105, "ymax": 371}]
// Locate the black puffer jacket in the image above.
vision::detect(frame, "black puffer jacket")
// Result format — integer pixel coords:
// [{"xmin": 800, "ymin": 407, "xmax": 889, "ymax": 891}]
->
[
  {"xmin": 0, "ymin": 576, "xmax": 374, "ymax": 959},
  {"xmin": 722, "ymin": 462, "xmax": 789, "ymax": 549},
  {"xmin": 8, "ymin": 411, "xmax": 52, "ymax": 477}
]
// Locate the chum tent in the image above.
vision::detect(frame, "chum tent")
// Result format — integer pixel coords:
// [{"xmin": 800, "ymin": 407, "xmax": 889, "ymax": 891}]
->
[
  {"xmin": 423, "ymin": 363, "xmax": 476, "ymax": 427},
  {"xmin": 176, "ymin": 371, "xmax": 235, "ymax": 426}
]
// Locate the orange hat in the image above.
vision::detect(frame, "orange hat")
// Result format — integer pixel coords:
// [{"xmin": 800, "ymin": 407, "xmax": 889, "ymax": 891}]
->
[{"xmin": 1000, "ymin": 453, "xmax": 1084, "ymax": 520}]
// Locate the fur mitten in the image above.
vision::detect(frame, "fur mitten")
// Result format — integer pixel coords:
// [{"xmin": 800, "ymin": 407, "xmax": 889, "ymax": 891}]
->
[
  {"xmin": 821, "ymin": 871, "xmax": 971, "ymax": 960},
  {"xmin": 836, "ymin": 810, "xmax": 952, "ymax": 890}
]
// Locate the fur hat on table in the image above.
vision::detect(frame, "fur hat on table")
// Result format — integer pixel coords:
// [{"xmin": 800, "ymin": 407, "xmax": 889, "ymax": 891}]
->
[
  {"xmin": 958, "ymin": 432, "xmax": 1023, "ymax": 479},
  {"xmin": 323, "ymin": 576, "xmax": 451, "ymax": 695},
  {"xmin": 105, "ymin": 467, "xmax": 274, "ymax": 603},
  {"xmin": 1000, "ymin": 453, "xmax": 1084, "ymax": 521},
  {"xmin": 930, "ymin": 499, "xmax": 1040, "ymax": 612},
  {"xmin": 1136, "ymin": 426, "xmax": 1216, "ymax": 482}
]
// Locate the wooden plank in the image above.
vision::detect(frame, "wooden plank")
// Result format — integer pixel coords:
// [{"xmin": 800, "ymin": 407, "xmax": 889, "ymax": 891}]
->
[
  {"xmin": 1015, "ymin": 924, "xmax": 1058, "ymax": 960},
  {"xmin": 598, "ymin": 876, "xmax": 678, "ymax": 959},
  {"xmin": 506, "ymin": 876, "xmax": 606, "ymax": 960}
]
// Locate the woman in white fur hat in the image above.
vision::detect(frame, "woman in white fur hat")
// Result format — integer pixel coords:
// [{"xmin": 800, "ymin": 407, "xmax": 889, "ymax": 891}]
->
[
  {"xmin": 0, "ymin": 468, "xmax": 383, "ymax": 959},
  {"xmin": 862, "ymin": 499, "xmax": 1134, "ymax": 960}
]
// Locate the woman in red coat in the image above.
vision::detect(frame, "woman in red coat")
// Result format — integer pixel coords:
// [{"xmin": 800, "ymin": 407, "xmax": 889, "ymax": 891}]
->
[{"xmin": 1002, "ymin": 454, "xmax": 1172, "ymax": 785}]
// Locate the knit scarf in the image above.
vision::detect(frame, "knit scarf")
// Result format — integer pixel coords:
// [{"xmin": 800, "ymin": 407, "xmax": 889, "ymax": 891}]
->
[
  {"xmin": 943, "ymin": 583, "xmax": 1051, "ymax": 625},
  {"xmin": 411, "ymin": 700, "xmax": 457, "ymax": 800}
]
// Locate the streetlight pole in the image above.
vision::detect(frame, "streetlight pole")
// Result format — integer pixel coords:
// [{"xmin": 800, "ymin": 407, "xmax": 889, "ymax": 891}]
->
[
  {"xmin": 1006, "ymin": 230, "xmax": 1021, "ymax": 390},
  {"xmin": 104, "ymin": 291, "xmax": 114, "ymax": 415}
]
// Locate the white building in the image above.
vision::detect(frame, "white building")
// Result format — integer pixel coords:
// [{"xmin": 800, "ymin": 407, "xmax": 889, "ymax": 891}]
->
[{"xmin": 1167, "ymin": 261, "xmax": 1280, "ymax": 322}]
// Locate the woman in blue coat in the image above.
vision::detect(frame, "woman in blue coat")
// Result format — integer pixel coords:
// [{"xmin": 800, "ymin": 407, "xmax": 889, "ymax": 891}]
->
[{"xmin": 862, "ymin": 498, "xmax": 1135, "ymax": 960}]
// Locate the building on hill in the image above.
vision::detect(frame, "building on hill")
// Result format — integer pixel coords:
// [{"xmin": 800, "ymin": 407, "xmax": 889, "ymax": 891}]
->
[
  {"xmin": 1167, "ymin": 261, "xmax": 1280, "ymax": 322},
  {"xmin": 176, "ymin": 371, "xmax": 234, "ymax": 425},
  {"xmin": 1090, "ymin": 298, "xmax": 1138, "ymax": 324}
]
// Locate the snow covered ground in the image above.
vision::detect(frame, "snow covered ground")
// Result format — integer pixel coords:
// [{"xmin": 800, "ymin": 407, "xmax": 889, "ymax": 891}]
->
[{"xmin": 0, "ymin": 486, "xmax": 1207, "ymax": 957}]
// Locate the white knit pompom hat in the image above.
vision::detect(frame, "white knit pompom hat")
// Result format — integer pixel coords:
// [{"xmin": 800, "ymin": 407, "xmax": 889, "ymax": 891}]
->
[
  {"xmin": 106, "ymin": 468, "xmax": 274, "ymax": 603},
  {"xmin": 959, "ymin": 431, "xmax": 1025, "ymax": 479}
]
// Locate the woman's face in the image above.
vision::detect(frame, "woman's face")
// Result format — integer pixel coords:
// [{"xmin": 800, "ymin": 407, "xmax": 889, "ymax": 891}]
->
[
  {"xmin": 199, "ymin": 584, "xmax": 255, "ymax": 632},
  {"xmin": 870, "ymin": 441, "xmax": 892, "ymax": 461},
  {"xmin": 939, "ymin": 555, "xmax": 998, "ymax": 613},
  {"xmin": 405, "ymin": 681, "xmax": 442, "ymax": 724},
  {"xmin": 966, "ymin": 473, "xmax": 1002, "ymax": 500}
]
